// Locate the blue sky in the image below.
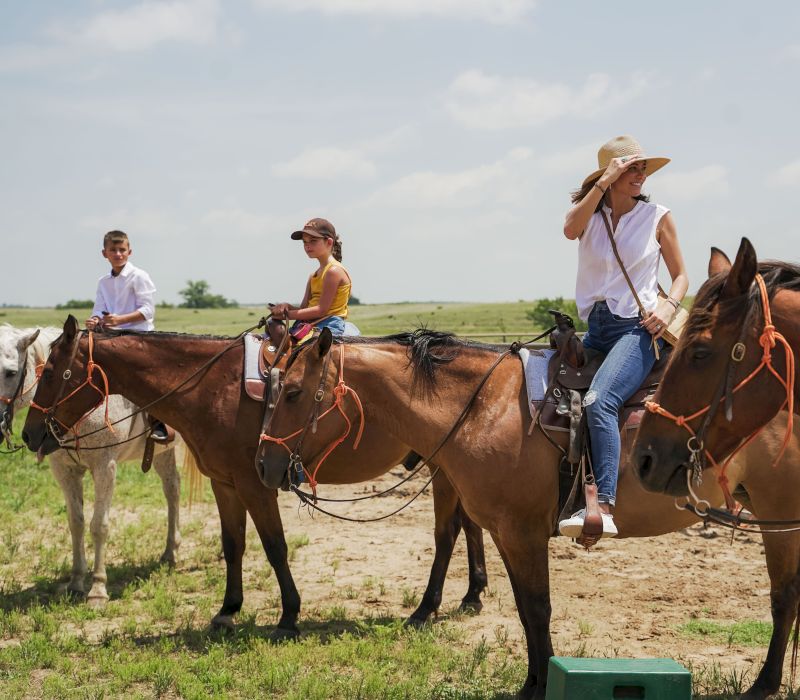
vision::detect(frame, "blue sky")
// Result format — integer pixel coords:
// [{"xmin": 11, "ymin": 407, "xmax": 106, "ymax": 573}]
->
[{"xmin": 2, "ymin": 0, "xmax": 799, "ymax": 307}]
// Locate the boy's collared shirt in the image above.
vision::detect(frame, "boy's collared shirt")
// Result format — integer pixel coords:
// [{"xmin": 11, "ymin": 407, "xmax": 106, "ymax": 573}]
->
[{"xmin": 91, "ymin": 262, "xmax": 156, "ymax": 331}]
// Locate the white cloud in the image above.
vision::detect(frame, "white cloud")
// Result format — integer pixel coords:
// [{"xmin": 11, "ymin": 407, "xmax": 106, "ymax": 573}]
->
[
  {"xmin": 768, "ymin": 159, "xmax": 800, "ymax": 187},
  {"xmin": 445, "ymin": 70, "xmax": 651, "ymax": 130},
  {"xmin": 655, "ymin": 165, "xmax": 730, "ymax": 202},
  {"xmin": 272, "ymin": 147, "xmax": 377, "ymax": 180},
  {"xmin": 776, "ymin": 44, "xmax": 800, "ymax": 63},
  {"xmin": 52, "ymin": 0, "xmax": 221, "ymax": 52},
  {"xmin": 252, "ymin": 0, "xmax": 536, "ymax": 23},
  {"xmin": 365, "ymin": 147, "xmax": 534, "ymax": 209}
]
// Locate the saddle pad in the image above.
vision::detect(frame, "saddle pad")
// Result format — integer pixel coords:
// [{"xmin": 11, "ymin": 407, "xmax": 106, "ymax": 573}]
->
[
  {"xmin": 243, "ymin": 334, "xmax": 272, "ymax": 401},
  {"xmin": 517, "ymin": 347, "xmax": 556, "ymax": 409}
]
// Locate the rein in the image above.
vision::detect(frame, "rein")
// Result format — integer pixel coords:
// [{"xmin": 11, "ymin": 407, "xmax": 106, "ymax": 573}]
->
[
  {"xmin": 262, "ymin": 328, "xmax": 553, "ymax": 522},
  {"xmin": 31, "ymin": 320, "xmax": 267, "ymax": 450},
  {"xmin": 645, "ymin": 273, "xmax": 796, "ymax": 511}
]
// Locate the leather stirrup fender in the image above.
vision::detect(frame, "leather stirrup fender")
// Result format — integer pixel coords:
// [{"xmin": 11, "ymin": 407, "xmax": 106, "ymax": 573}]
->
[{"xmin": 141, "ymin": 436, "xmax": 156, "ymax": 473}]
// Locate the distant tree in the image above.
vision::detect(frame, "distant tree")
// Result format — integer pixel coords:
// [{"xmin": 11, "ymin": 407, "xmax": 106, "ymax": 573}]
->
[
  {"xmin": 526, "ymin": 297, "xmax": 587, "ymax": 331},
  {"xmin": 56, "ymin": 299, "xmax": 95, "ymax": 309},
  {"xmin": 179, "ymin": 280, "xmax": 237, "ymax": 309},
  {"xmin": 349, "ymin": 295, "xmax": 361, "ymax": 306}
]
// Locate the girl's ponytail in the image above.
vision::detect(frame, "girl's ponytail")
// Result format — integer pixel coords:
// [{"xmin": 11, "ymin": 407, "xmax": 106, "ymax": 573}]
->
[{"xmin": 332, "ymin": 236, "xmax": 343, "ymax": 262}]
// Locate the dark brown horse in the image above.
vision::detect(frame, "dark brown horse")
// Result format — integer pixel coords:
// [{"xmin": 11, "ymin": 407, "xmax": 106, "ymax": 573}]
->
[
  {"xmin": 634, "ymin": 238, "xmax": 800, "ymax": 699},
  {"xmin": 258, "ymin": 325, "xmax": 800, "ymax": 699},
  {"xmin": 21, "ymin": 317, "xmax": 487, "ymax": 635}
]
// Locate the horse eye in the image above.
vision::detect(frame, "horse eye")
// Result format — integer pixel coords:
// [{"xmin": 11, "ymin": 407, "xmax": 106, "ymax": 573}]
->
[
  {"xmin": 691, "ymin": 347, "xmax": 712, "ymax": 362},
  {"xmin": 285, "ymin": 389, "xmax": 302, "ymax": 402},
  {"xmin": 4, "ymin": 369, "xmax": 16, "ymax": 378}
]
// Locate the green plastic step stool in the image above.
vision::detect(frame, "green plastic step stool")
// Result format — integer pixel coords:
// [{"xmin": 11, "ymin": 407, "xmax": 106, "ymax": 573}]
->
[{"xmin": 545, "ymin": 657, "xmax": 691, "ymax": 700}]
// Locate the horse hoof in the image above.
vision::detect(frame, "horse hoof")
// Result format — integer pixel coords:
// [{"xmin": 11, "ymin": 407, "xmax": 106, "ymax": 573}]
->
[
  {"xmin": 458, "ymin": 599, "xmax": 483, "ymax": 616},
  {"xmin": 159, "ymin": 552, "xmax": 177, "ymax": 568},
  {"xmin": 270, "ymin": 626, "xmax": 300, "ymax": 643},
  {"xmin": 87, "ymin": 595, "xmax": 109, "ymax": 609},
  {"xmin": 404, "ymin": 615, "xmax": 430, "ymax": 629},
  {"xmin": 210, "ymin": 614, "xmax": 235, "ymax": 632}
]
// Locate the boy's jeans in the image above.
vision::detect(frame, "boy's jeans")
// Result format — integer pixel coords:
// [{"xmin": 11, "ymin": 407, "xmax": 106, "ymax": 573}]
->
[{"xmin": 581, "ymin": 301, "xmax": 662, "ymax": 505}]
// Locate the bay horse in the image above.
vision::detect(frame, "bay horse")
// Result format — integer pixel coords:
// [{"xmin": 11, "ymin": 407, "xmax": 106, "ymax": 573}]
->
[
  {"xmin": 20, "ymin": 317, "xmax": 487, "ymax": 634},
  {"xmin": 634, "ymin": 238, "xmax": 800, "ymax": 699},
  {"xmin": 257, "ymin": 326, "xmax": 800, "ymax": 699},
  {"xmin": 0, "ymin": 324, "xmax": 181, "ymax": 603}
]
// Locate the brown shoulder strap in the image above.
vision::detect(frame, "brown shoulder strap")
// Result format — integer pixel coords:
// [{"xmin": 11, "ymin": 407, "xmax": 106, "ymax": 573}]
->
[{"xmin": 599, "ymin": 210, "xmax": 646, "ymax": 317}]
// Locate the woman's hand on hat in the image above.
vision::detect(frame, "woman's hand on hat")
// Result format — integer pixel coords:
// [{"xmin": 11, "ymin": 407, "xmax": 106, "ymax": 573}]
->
[{"xmin": 601, "ymin": 157, "xmax": 636, "ymax": 187}]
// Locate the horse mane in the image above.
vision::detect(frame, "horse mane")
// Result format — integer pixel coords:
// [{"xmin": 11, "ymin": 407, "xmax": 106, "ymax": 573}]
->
[
  {"xmin": 685, "ymin": 260, "xmax": 800, "ymax": 345},
  {"xmin": 342, "ymin": 330, "xmax": 505, "ymax": 393}
]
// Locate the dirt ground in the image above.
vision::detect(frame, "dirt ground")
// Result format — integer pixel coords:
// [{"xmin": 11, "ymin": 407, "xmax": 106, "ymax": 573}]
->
[{"xmin": 232, "ymin": 467, "xmax": 776, "ymax": 681}]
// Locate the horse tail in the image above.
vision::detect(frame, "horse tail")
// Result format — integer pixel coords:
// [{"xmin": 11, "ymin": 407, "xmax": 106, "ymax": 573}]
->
[{"xmin": 180, "ymin": 445, "xmax": 205, "ymax": 507}]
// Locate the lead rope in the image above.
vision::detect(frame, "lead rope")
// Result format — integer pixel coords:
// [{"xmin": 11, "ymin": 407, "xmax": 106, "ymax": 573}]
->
[{"xmin": 645, "ymin": 274, "xmax": 795, "ymax": 509}]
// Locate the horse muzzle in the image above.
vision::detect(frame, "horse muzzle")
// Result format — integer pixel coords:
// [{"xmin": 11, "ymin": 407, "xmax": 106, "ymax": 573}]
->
[
  {"xmin": 21, "ymin": 422, "xmax": 60, "ymax": 457},
  {"xmin": 633, "ymin": 439, "xmax": 692, "ymax": 497},
  {"xmin": 255, "ymin": 448, "xmax": 294, "ymax": 491}
]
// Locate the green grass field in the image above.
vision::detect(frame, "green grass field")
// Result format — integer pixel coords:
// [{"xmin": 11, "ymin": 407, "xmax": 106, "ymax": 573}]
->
[
  {"xmin": 0, "ymin": 301, "xmax": 547, "ymax": 341},
  {"xmin": 0, "ymin": 303, "xmax": 773, "ymax": 699}
]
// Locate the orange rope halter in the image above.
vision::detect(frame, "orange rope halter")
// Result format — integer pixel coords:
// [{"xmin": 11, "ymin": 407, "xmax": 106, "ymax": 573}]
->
[
  {"xmin": 30, "ymin": 332, "xmax": 116, "ymax": 446},
  {"xmin": 1, "ymin": 364, "xmax": 44, "ymax": 405},
  {"xmin": 645, "ymin": 274, "xmax": 795, "ymax": 508},
  {"xmin": 259, "ymin": 343, "xmax": 365, "ymax": 498}
]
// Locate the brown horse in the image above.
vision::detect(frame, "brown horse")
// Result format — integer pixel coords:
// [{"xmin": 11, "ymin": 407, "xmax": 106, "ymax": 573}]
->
[
  {"xmin": 634, "ymin": 239, "xmax": 800, "ymax": 699},
  {"xmin": 258, "ymin": 326, "xmax": 800, "ymax": 699},
  {"xmin": 20, "ymin": 317, "xmax": 487, "ymax": 635}
]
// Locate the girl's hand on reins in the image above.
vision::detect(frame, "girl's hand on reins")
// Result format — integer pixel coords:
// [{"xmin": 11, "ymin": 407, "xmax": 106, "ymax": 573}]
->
[{"xmin": 270, "ymin": 303, "xmax": 291, "ymax": 320}]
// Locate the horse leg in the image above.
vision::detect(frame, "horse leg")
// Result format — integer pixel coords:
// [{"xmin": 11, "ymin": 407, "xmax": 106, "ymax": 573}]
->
[
  {"xmin": 492, "ymin": 533, "xmax": 552, "ymax": 700},
  {"xmin": 742, "ymin": 528, "xmax": 800, "ymax": 699},
  {"xmin": 235, "ymin": 478, "xmax": 301, "ymax": 641},
  {"xmin": 50, "ymin": 455, "xmax": 88, "ymax": 598},
  {"xmin": 407, "ymin": 470, "xmax": 487, "ymax": 626},
  {"xmin": 209, "ymin": 478, "xmax": 247, "ymax": 631},
  {"xmin": 87, "ymin": 456, "xmax": 117, "ymax": 605},
  {"xmin": 460, "ymin": 502, "xmax": 488, "ymax": 612},
  {"xmin": 152, "ymin": 448, "xmax": 182, "ymax": 567}
]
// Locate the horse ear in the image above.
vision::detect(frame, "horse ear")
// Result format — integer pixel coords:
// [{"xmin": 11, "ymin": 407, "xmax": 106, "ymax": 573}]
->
[
  {"xmin": 720, "ymin": 238, "xmax": 758, "ymax": 301},
  {"xmin": 16, "ymin": 328, "xmax": 40, "ymax": 353},
  {"xmin": 317, "ymin": 327, "xmax": 333, "ymax": 358},
  {"xmin": 63, "ymin": 315, "xmax": 80, "ymax": 342},
  {"xmin": 708, "ymin": 247, "xmax": 732, "ymax": 278}
]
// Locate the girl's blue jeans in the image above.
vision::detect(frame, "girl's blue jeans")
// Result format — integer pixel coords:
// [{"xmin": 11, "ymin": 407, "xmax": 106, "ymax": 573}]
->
[
  {"xmin": 314, "ymin": 316, "xmax": 346, "ymax": 335},
  {"xmin": 581, "ymin": 301, "xmax": 663, "ymax": 505}
]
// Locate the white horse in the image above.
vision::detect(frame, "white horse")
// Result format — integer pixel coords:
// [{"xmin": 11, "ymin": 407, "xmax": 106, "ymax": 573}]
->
[{"xmin": 0, "ymin": 324, "xmax": 181, "ymax": 603}]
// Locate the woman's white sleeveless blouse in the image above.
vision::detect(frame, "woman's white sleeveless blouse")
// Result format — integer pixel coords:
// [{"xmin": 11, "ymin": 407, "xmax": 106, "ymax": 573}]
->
[{"xmin": 575, "ymin": 201, "xmax": 669, "ymax": 321}]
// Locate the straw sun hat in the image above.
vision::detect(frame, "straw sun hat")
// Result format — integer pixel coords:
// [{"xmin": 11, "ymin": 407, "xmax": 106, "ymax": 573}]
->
[{"xmin": 582, "ymin": 135, "xmax": 670, "ymax": 187}]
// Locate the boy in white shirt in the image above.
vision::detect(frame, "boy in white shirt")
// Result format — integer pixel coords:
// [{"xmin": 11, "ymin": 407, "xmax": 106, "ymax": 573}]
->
[
  {"xmin": 86, "ymin": 230, "xmax": 156, "ymax": 332},
  {"xmin": 85, "ymin": 231, "xmax": 171, "ymax": 442}
]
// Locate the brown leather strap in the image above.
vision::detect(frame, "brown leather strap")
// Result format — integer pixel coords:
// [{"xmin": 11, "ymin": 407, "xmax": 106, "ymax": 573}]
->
[
  {"xmin": 599, "ymin": 210, "xmax": 647, "ymax": 316},
  {"xmin": 599, "ymin": 210, "xmax": 660, "ymax": 360},
  {"xmin": 141, "ymin": 437, "xmax": 155, "ymax": 473}
]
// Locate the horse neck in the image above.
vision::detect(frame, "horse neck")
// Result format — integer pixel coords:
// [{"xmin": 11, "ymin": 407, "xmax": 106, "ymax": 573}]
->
[
  {"xmin": 339, "ymin": 341, "xmax": 519, "ymax": 457},
  {"xmin": 770, "ymin": 289, "xmax": 800, "ymax": 406},
  {"xmin": 90, "ymin": 333, "xmax": 242, "ymax": 425},
  {"xmin": 18, "ymin": 327, "xmax": 60, "ymax": 409}
]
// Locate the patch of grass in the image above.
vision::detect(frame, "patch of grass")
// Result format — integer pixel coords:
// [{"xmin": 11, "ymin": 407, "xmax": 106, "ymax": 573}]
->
[{"xmin": 678, "ymin": 618, "xmax": 773, "ymax": 646}]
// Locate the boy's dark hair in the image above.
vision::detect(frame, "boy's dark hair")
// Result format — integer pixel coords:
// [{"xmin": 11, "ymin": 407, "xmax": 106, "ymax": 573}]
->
[{"xmin": 103, "ymin": 230, "xmax": 129, "ymax": 247}]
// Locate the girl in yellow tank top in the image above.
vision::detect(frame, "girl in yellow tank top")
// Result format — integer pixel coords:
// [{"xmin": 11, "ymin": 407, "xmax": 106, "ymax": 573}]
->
[{"xmin": 270, "ymin": 217, "xmax": 354, "ymax": 338}]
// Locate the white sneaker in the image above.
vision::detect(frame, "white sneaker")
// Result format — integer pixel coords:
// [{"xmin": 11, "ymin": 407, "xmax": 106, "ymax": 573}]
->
[{"xmin": 558, "ymin": 509, "xmax": 618, "ymax": 538}]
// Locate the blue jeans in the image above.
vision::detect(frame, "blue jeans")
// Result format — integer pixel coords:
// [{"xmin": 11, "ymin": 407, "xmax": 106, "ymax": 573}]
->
[
  {"xmin": 314, "ymin": 316, "xmax": 346, "ymax": 335},
  {"xmin": 582, "ymin": 302, "xmax": 662, "ymax": 505}
]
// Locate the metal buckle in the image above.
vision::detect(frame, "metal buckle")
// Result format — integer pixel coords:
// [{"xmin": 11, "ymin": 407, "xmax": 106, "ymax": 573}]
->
[
  {"xmin": 731, "ymin": 342, "xmax": 746, "ymax": 362},
  {"xmin": 63, "ymin": 369, "xmax": 72, "ymax": 380},
  {"xmin": 314, "ymin": 389, "xmax": 324, "ymax": 402}
]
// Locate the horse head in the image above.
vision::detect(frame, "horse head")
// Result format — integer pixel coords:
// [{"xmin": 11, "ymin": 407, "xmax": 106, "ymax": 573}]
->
[
  {"xmin": 1, "ymin": 326, "xmax": 41, "ymax": 441},
  {"xmin": 634, "ymin": 237, "xmax": 794, "ymax": 496},
  {"xmin": 22, "ymin": 315, "xmax": 103, "ymax": 455},
  {"xmin": 257, "ymin": 328, "xmax": 357, "ymax": 490}
]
